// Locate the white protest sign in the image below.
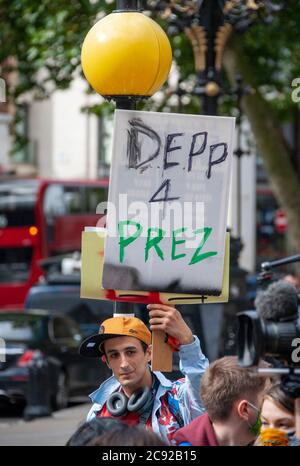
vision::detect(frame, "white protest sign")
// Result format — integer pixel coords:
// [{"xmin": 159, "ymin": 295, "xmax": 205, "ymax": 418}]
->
[{"xmin": 102, "ymin": 110, "xmax": 235, "ymax": 296}]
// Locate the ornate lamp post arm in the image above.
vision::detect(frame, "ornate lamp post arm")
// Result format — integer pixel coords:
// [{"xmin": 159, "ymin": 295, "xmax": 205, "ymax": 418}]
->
[{"xmin": 147, "ymin": 0, "xmax": 285, "ymax": 115}]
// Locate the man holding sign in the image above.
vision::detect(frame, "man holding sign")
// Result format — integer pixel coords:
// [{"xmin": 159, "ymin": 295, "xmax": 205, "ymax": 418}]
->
[{"xmin": 79, "ymin": 304, "xmax": 208, "ymax": 443}]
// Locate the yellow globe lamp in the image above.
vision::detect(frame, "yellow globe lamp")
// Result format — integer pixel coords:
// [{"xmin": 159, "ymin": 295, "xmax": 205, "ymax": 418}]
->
[{"xmin": 81, "ymin": 11, "xmax": 172, "ymax": 98}]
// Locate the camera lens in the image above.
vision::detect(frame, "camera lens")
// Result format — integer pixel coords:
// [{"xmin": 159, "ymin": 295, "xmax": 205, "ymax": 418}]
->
[{"xmin": 264, "ymin": 321, "xmax": 299, "ymax": 359}]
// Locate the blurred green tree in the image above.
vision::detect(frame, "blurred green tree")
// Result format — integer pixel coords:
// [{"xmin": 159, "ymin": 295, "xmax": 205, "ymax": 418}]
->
[
  {"xmin": 0, "ymin": 0, "xmax": 113, "ymax": 99},
  {"xmin": 222, "ymin": 2, "xmax": 300, "ymax": 268}
]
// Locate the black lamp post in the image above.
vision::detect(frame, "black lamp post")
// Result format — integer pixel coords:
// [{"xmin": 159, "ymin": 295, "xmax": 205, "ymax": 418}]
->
[
  {"xmin": 116, "ymin": 0, "xmax": 140, "ymax": 10},
  {"xmin": 191, "ymin": 1, "xmax": 226, "ymax": 116},
  {"xmin": 114, "ymin": 0, "xmax": 139, "ymax": 110}
]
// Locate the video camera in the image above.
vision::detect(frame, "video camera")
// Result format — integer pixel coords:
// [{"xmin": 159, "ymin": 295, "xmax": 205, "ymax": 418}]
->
[
  {"xmin": 237, "ymin": 254, "xmax": 300, "ymax": 367},
  {"xmin": 237, "ymin": 254, "xmax": 300, "ymax": 441}
]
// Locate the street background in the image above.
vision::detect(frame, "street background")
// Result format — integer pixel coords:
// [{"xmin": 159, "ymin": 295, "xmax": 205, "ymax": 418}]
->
[{"xmin": 0, "ymin": 403, "xmax": 89, "ymax": 446}]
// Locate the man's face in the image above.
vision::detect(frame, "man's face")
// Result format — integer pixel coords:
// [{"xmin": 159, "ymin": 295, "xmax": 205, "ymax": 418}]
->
[{"xmin": 103, "ymin": 336, "xmax": 152, "ymax": 394}]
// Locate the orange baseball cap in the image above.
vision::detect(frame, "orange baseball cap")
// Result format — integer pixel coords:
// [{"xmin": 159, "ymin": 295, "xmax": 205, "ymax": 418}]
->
[{"xmin": 79, "ymin": 316, "xmax": 151, "ymax": 358}]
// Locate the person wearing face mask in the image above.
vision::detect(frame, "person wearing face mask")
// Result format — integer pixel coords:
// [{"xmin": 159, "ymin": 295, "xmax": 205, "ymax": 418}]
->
[
  {"xmin": 259, "ymin": 383, "xmax": 300, "ymax": 446},
  {"xmin": 172, "ymin": 356, "xmax": 267, "ymax": 446}
]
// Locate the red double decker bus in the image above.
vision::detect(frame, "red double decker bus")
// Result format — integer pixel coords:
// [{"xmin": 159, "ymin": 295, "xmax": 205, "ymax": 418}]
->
[{"xmin": 0, "ymin": 178, "xmax": 108, "ymax": 308}]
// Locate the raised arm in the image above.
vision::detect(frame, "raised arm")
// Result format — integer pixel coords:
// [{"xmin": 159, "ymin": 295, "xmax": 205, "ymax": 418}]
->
[{"xmin": 148, "ymin": 304, "xmax": 209, "ymax": 420}]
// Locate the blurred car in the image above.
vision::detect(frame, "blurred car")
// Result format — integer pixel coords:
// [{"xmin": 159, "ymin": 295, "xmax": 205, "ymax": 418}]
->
[
  {"xmin": 24, "ymin": 274, "xmax": 151, "ymax": 336},
  {"xmin": 24, "ymin": 277, "xmax": 114, "ymax": 336},
  {"xmin": 0, "ymin": 310, "xmax": 110, "ymax": 410}
]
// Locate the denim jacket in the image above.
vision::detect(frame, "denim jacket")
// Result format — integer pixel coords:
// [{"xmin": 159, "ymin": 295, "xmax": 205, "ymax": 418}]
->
[{"xmin": 86, "ymin": 336, "xmax": 209, "ymax": 443}]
